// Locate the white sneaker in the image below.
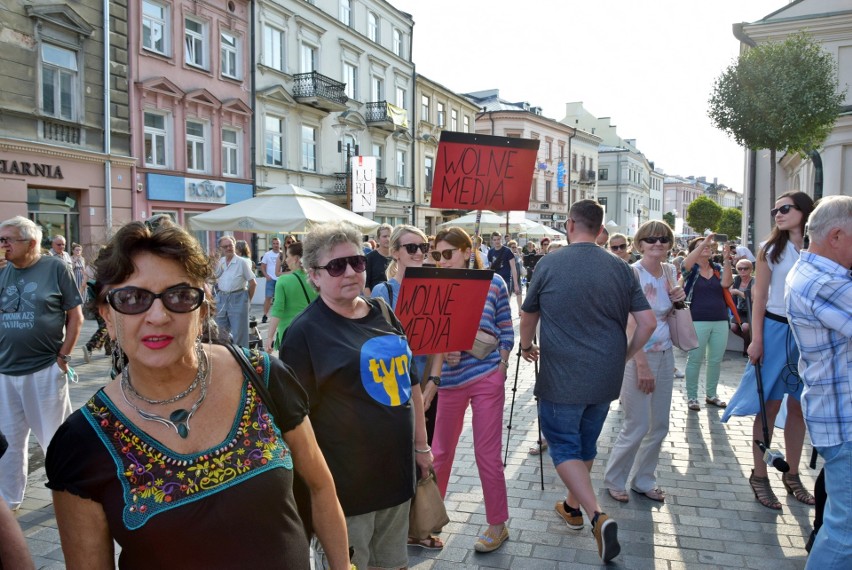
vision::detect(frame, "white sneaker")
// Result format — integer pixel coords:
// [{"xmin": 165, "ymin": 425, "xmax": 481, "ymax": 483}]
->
[
  {"xmin": 83, "ymin": 346, "xmax": 92, "ymax": 364},
  {"xmin": 674, "ymin": 369, "xmax": 685, "ymax": 378}
]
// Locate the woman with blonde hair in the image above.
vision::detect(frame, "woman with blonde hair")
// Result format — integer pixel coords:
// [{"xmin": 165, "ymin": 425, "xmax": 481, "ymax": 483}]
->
[{"xmin": 423, "ymin": 226, "xmax": 514, "ymax": 554}]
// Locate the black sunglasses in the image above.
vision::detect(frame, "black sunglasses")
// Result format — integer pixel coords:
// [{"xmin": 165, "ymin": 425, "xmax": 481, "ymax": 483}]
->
[
  {"xmin": 771, "ymin": 204, "xmax": 800, "ymax": 217},
  {"xmin": 430, "ymin": 249, "xmax": 458, "ymax": 262},
  {"xmin": 640, "ymin": 236, "xmax": 671, "ymax": 245},
  {"xmin": 610, "ymin": 244, "xmax": 628, "ymax": 251},
  {"xmin": 315, "ymin": 255, "xmax": 367, "ymax": 277},
  {"xmin": 107, "ymin": 285, "xmax": 205, "ymax": 315},
  {"xmin": 401, "ymin": 243, "xmax": 429, "ymax": 255}
]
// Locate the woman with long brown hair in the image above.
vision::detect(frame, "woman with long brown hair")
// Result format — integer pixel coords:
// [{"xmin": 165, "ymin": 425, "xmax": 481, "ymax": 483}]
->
[{"xmin": 723, "ymin": 191, "xmax": 815, "ymax": 510}]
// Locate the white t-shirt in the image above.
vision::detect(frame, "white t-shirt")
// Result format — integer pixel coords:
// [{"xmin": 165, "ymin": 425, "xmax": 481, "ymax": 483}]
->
[
  {"xmin": 260, "ymin": 250, "xmax": 279, "ymax": 281},
  {"xmin": 762, "ymin": 240, "xmax": 799, "ymax": 316}
]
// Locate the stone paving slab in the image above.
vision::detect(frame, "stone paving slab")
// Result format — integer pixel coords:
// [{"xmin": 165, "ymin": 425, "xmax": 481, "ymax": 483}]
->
[{"xmin": 13, "ymin": 302, "xmax": 815, "ymax": 568}]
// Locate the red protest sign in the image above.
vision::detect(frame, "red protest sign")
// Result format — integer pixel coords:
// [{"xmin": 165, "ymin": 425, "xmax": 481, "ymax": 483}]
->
[
  {"xmin": 430, "ymin": 131, "xmax": 539, "ymax": 211},
  {"xmin": 395, "ymin": 267, "xmax": 493, "ymax": 355}
]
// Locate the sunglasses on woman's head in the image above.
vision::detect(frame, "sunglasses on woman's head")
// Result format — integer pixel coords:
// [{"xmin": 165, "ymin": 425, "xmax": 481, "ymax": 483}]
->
[
  {"xmin": 430, "ymin": 249, "xmax": 458, "ymax": 262},
  {"xmin": 639, "ymin": 236, "xmax": 671, "ymax": 245},
  {"xmin": 315, "ymin": 255, "xmax": 367, "ymax": 277},
  {"xmin": 770, "ymin": 204, "xmax": 799, "ymax": 217},
  {"xmin": 610, "ymin": 244, "xmax": 628, "ymax": 251},
  {"xmin": 107, "ymin": 286, "xmax": 205, "ymax": 315},
  {"xmin": 401, "ymin": 243, "xmax": 429, "ymax": 255}
]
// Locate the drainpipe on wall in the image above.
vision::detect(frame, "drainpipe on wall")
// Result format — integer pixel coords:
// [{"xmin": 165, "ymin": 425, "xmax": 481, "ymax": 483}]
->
[
  {"xmin": 103, "ymin": 0, "xmax": 113, "ymax": 236},
  {"xmin": 809, "ymin": 150, "xmax": 823, "ymax": 201},
  {"xmin": 567, "ymin": 124, "xmax": 577, "ymax": 206},
  {"xmin": 250, "ymin": 0, "xmax": 258, "ymax": 257}
]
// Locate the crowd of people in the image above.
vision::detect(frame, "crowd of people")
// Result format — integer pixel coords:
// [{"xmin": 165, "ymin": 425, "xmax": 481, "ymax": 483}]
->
[{"xmin": 0, "ymin": 193, "xmax": 849, "ymax": 568}]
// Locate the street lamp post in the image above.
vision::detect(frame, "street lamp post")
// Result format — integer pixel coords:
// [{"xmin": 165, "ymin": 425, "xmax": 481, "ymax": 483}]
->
[{"xmin": 337, "ymin": 139, "xmax": 359, "ymax": 211}]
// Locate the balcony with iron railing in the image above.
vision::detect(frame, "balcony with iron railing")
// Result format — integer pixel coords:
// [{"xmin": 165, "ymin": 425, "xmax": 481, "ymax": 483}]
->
[
  {"xmin": 334, "ymin": 173, "xmax": 388, "ymax": 197},
  {"xmin": 365, "ymin": 101, "xmax": 407, "ymax": 132},
  {"xmin": 293, "ymin": 71, "xmax": 348, "ymax": 112}
]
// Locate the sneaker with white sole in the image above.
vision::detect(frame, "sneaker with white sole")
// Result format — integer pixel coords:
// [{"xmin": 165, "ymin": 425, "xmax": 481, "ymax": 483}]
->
[
  {"xmin": 555, "ymin": 501, "xmax": 584, "ymax": 530},
  {"xmin": 473, "ymin": 525, "xmax": 508, "ymax": 553},
  {"xmin": 591, "ymin": 512, "xmax": 620, "ymax": 562}
]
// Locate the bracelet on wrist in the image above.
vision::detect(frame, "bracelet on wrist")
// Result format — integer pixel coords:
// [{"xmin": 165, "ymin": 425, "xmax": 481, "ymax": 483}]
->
[
  {"xmin": 500, "ymin": 359, "xmax": 510, "ymax": 368},
  {"xmin": 415, "ymin": 445, "xmax": 432, "ymax": 454},
  {"xmin": 521, "ymin": 344, "xmax": 532, "ymax": 352}
]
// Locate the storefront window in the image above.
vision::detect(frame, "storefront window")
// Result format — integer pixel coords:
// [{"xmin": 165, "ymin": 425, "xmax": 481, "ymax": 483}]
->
[{"xmin": 28, "ymin": 188, "xmax": 80, "ymax": 251}]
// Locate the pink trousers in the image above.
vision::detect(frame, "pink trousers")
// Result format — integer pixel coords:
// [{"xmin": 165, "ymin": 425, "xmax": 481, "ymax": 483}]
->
[{"xmin": 431, "ymin": 368, "xmax": 509, "ymax": 525}]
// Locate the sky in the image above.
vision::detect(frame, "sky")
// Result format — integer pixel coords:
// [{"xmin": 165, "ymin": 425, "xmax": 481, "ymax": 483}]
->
[{"xmin": 390, "ymin": 0, "xmax": 788, "ymax": 194}]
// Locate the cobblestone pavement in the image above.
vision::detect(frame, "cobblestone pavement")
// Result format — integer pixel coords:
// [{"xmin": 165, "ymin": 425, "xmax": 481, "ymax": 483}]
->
[{"xmin": 15, "ymin": 301, "xmax": 815, "ymax": 569}]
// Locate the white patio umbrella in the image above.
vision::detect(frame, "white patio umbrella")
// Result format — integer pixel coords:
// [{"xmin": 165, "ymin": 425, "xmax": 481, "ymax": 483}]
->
[
  {"xmin": 437, "ymin": 210, "xmax": 538, "ymax": 235},
  {"xmin": 187, "ymin": 184, "xmax": 380, "ymax": 234},
  {"xmin": 521, "ymin": 221, "xmax": 565, "ymax": 238}
]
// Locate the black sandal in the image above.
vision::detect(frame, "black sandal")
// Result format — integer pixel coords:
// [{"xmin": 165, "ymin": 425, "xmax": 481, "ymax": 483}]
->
[
  {"xmin": 749, "ymin": 470, "xmax": 782, "ymax": 510},
  {"xmin": 782, "ymin": 473, "xmax": 815, "ymax": 505}
]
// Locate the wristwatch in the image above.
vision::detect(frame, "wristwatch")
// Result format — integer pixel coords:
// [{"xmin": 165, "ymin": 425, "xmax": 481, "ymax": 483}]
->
[
  {"xmin": 427, "ymin": 375, "xmax": 441, "ymax": 386},
  {"xmin": 58, "ymin": 353, "xmax": 71, "ymax": 362}
]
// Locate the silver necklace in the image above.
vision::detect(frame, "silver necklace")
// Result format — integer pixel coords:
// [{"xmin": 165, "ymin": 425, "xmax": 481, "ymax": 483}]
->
[
  {"xmin": 119, "ymin": 349, "xmax": 210, "ymax": 439},
  {"xmin": 123, "ymin": 344, "xmax": 207, "ymax": 405}
]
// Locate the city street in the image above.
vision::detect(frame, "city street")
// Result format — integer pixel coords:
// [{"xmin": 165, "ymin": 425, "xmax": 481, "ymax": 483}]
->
[{"xmin": 15, "ymin": 303, "xmax": 814, "ymax": 569}]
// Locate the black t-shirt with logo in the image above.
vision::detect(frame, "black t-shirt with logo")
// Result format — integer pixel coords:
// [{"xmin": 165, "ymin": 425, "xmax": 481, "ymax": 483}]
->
[{"xmin": 488, "ymin": 245, "xmax": 515, "ymax": 284}]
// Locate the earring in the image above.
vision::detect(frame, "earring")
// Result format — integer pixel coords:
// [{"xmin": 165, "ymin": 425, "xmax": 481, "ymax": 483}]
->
[{"xmin": 110, "ymin": 337, "xmax": 128, "ymax": 380}]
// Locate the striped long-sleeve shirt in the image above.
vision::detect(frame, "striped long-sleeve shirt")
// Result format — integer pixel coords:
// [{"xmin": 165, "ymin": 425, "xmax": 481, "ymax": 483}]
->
[{"xmin": 440, "ymin": 273, "xmax": 514, "ymax": 389}]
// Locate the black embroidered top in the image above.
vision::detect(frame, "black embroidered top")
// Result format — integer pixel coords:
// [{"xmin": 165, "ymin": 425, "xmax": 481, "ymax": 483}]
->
[{"xmin": 46, "ymin": 350, "xmax": 311, "ymax": 569}]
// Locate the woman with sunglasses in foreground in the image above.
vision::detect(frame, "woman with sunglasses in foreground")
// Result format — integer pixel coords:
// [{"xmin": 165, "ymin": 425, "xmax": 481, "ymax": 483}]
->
[
  {"xmin": 680, "ymin": 232, "xmax": 739, "ymax": 412},
  {"xmin": 280, "ymin": 221, "xmax": 431, "ymax": 570},
  {"xmin": 723, "ymin": 191, "xmax": 815, "ymax": 510},
  {"xmin": 422, "ymin": 227, "xmax": 514, "ymax": 554},
  {"xmin": 603, "ymin": 221, "xmax": 686, "ymax": 504},
  {"xmin": 45, "ymin": 221, "xmax": 349, "ymax": 569}
]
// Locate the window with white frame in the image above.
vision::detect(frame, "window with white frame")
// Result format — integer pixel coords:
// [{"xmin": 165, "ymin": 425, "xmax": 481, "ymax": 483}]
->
[
  {"xmin": 463, "ymin": 115, "xmax": 470, "ymax": 133},
  {"xmin": 186, "ymin": 119, "xmax": 207, "ymax": 172},
  {"xmin": 545, "ymin": 140, "xmax": 552, "ymax": 160},
  {"xmin": 425, "ymin": 156, "xmax": 434, "ymax": 192},
  {"xmin": 186, "ymin": 120, "xmax": 207, "ymax": 172},
  {"xmin": 220, "ymin": 32, "xmax": 239, "ymax": 79},
  {"xmin": 142, "ymin": 0, "xmax": 169, "ymax": 55},
  {"xmin": 437, "ymin": 102, "xmax": 445, "ymax": 127},
  {"xmin": 371, "ymin": 76, "xmax": 384, "ymax": 101},
  {"xmin": 368, "ymin": 12, "xmax": 379, "ymax": 43},
  {"xmin": 343, "ymin": 62, "xmax": 357, "ymax": 100},
  {"xmin": 339, "ymin": 0, "xmax": 351, "ymax": 26},
  {"xmin": 372, "ymin": 143, "xmax": 383, "ymax": 176},
  {"xmin": 301, "ymin": 125, "xmax": 317, "ymax": 171},
  {"xmin": 184, "ymin": 18, "xmax": 207, "ymax": 69},
  {"xmin": 41, "ymin": 44, "xmax": 77, "ymax": 121},
  {"xmin": 263, "ymin": 25, "xmax": 285, "ymax": 71},
  {"xmin": 392, "ymin": 29, "xmax": 402, "ymax": 57},
  {"xmin": 421, "ymin": 95, "xmax": 430, "ymax": 122},
  {"xmin": 222, "ymin": 127, "xmax": 240, "ymax": 177},
  {"xmin": 396, "ymin": 150, "xmax": 406, "ymax": 185},
  {"xmin": 395, "ymin": 86, "xmax": 406, "ymax": 109},
  {"xmin": 144, "ymin": 111, "xmax": 169, "ymax": 167},
  {"xmin": 265, "ymin": 115, "xmax": 284, "ymax": 166},
  {"xmin": 300, "ymin": 44, "xmax": 317, "ymax": 73},
  {"xmin": 451, "ymin": 109, "xmax": 458, "ymax": 131}
]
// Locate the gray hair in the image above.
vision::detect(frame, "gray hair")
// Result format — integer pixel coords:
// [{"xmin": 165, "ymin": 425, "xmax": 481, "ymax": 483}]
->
[
  {"xmin": 807, "ymin": 195, "xmax": 852, "ymax": 244},
  {"xmin": 0, "ymin": 216, "xmax": 43, "ymax": 246},
  {"xmin": 218, "ymin": 234, "xmax": 236, "ymax": 247},
  {"xmin": 376, "ymin": 223, "xmax": 393, "ymax": 239},
  {"xmin": 303, "ymin": 221, "xmax": 362, "ymax": 290}
]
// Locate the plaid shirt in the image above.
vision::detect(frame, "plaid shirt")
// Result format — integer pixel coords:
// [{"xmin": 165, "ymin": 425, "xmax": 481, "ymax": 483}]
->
[{"xmin": 785, "ymin": 251, "xmax": 852, "ymax": 448}]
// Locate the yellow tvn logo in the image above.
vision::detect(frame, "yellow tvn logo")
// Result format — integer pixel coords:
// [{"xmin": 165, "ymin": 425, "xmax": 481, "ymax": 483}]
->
[{"xmin": 368, "ymin": 355, "xmax": 410, "ymax": 406}]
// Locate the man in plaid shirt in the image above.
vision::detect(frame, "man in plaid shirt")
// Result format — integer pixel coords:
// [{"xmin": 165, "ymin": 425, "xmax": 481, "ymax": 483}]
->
[{"xmin": 785, "ymin": 195, "xmax": 852, "ymax": 568}]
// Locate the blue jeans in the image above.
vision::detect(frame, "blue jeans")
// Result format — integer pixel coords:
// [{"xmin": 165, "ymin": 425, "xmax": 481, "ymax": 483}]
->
[
  {"xmin": 539, "ymin": 399, "xmax": 610, "ymax": 465},
  {"xmin": 806, "ymin": 441, "xmax": 852, "ymax": 568}
]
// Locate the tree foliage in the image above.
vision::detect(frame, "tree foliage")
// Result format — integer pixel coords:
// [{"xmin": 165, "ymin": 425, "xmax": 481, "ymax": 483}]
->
[
  {"xmin": 663, "ymin": 211, "xmax": 676, "ymax": 229},
  {"xmin": 686, "ymin": 196, "xmax": 722, "ymax": 234},
  {"xmin": 716, "ymin": 208, "xmax": 742, "ymax": 238},
  {"xmin": 708, "ymin": 33, "xmax": 846, "ymax": 204}
]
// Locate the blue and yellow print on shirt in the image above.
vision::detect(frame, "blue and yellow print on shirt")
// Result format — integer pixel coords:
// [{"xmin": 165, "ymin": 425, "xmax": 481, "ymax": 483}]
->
[{"xmin": 360, "ymin": 335, "xmax": 413, "ymax": 406}]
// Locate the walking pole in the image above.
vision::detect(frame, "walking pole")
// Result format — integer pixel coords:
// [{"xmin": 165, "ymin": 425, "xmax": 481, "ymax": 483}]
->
[
  {"xmin": 747, "ymin": 295, "xmax": 790, "ymax": 473},
  {"xmin": 503, "ymin": 344, "xmax": 523, "ymax": 467}
]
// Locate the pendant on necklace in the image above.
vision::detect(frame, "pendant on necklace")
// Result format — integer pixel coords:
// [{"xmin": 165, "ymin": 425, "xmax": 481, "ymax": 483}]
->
[{"xmin": 170, "ymin": 409, "xmax": 191, "ymax": 438}]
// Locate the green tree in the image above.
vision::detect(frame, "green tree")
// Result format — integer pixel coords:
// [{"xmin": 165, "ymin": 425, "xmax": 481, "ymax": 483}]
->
[
  {"xmin": 708, "ymin": 33, "xmax": 845, "ymax": 205},
  {"xmin": 686, "ymin": 196, "xmax": 722, "ymax": 234},
  {"xmin": 663, "ymin": 211, "xmax": 676, "ymax": 229},
  {"xmin": 716, "ymin": 208, "xmax": 742, "ymax": 239}
]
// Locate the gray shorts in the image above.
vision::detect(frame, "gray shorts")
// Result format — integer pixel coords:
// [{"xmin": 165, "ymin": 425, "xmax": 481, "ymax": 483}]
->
[{"xmin": 346, "ymin": 501, "xmax": 410, "ymax": 570}]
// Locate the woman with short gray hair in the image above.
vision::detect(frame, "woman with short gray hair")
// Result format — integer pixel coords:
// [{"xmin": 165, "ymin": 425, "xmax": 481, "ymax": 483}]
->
[{"xmin": 281, "ymin": 221, "xmax": 431, "ymax": 570}]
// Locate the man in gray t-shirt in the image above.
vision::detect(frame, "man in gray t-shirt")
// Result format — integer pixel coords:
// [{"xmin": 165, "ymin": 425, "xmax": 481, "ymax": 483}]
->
[
  {"xmin": 0, "ymin": 216, "xmax": 82, "ymax": 510},
  {"xmin": 520, "ymin": 200, "xmax": 655, "ymax": 563}
]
